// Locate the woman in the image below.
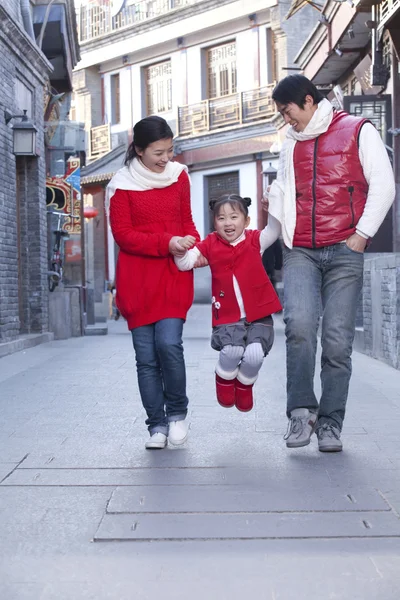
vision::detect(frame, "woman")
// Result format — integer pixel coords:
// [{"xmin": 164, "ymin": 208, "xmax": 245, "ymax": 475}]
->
[{"xmin": 107, "ymin": 116, "xmax": 199, "ymax": 449}]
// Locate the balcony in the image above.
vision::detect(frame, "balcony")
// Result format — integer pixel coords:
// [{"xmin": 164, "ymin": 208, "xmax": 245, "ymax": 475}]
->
[
  {"xmin": 177, "ymin": 85, "xmax": 276, "ymax": 137},
  {"xmin": 377, "ymin": 0, "xmax": 400, "ymax": 29},
  {"xmin": 79, "ymin": 0, "xmax": 203, "ymax": 43},
  {"xmin": 89, "ymin": 124, "xmax": 111, "ymax": 160}
]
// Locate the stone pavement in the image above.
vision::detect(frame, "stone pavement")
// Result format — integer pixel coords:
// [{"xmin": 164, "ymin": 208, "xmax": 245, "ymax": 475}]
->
[{"xmin": 1, "ymin": 305, "xmax": 400, "ymax": 599}]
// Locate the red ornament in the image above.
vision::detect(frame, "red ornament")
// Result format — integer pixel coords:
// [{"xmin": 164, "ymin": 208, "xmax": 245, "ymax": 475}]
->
[{"xmin": 83, "ymin": 206, "xmax": 99, "ymax": 219}]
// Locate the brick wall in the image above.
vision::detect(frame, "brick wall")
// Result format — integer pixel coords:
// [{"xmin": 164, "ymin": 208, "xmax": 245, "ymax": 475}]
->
[
  {"xmin": 2, "ymin": 0, "xmax": 23, "ymax": 25},
  {"xmin": 271, "ymin": 1, "xmax": 319, "ymax": 81},
  {"xmin": 363, "ymin": 254, "xmax": 400, "ymax": 370},
  {"xmin": 0, "ymin": 4, "xmax": 51, "ymax": 342}
]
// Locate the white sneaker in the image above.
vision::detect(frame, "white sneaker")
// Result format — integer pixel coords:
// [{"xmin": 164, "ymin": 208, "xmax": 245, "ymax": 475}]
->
[
  {"xmin": 145, "ymin": 432, "xmax": 167, "ymax": 449},
  {"xmin": 284, "ymin": 408, "xmax": 317, "ymax": 448},
  {"xmin": 168, "ymin": 420, "xmax": 189, "ymax": 446}
]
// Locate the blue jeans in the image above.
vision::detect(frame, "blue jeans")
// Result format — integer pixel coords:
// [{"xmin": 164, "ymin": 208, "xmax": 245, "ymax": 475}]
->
[
  {"xmin": 131, "ymin": 319, "xmax": 188, "ymax": 435},
  {"xmin": 283, "ymin": 244, "xmax": 364, "ymax": 430}
]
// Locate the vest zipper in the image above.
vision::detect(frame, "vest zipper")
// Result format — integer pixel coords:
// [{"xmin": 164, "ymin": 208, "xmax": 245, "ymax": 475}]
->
[
  {"xmin": 312, "ymin": 138, "xmax": 319, "ymax": 248},
  {"xmin": 348, "ymin": 186, "xmax": 355, "ymax": 228}
]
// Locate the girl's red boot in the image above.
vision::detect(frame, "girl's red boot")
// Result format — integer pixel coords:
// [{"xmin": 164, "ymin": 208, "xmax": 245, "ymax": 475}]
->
[
  {"xmin": 215, "ymin": 374, "xmax": 235, "ymax": 408},
  {"xmin": 235, "ymin": 379, "xmax": 254, "ymax": 412}
]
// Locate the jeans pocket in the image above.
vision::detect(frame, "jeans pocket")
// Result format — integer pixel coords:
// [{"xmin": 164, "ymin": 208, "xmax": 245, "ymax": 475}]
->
[{"xmin": 344, "ymin": 242, "xmax": 364, "ymax": 256}]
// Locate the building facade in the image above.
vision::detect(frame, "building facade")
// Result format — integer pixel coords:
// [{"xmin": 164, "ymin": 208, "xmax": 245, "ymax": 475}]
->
[
  {"xmin": 0, "ymin": 0, "xmax": 80, "ymax": 350},
  {"xmin": 75, "ymin": 0, "xmax": 318, "ymax": 302}
]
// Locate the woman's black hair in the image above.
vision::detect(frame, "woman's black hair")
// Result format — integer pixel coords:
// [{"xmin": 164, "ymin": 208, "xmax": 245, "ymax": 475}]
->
[
  {"xmin": 272, "ymin": 74, "xmax": 324, "ymax": 109},
  {"xmin": 125, "ymin": 115, "xmax": 174, "ymax": 165},
  {"xmin": 209, "ymin": 194, "xmax": 252, "ymax": 219}
]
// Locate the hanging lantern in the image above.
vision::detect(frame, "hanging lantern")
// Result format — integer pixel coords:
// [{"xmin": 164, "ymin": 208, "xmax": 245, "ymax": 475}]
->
[{"xmin": 83, "ymin": 206, "xmax": 99, "ymax": 219}]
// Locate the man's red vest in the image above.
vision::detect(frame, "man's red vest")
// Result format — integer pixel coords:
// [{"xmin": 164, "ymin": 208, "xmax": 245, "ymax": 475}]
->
[
  {"xmin": 196, "ymin": 230, "xmax": 282, "ymax": 326},
  {"xmin": 293, "ymin": 111, "xmax": 369, "ymax": 248}
]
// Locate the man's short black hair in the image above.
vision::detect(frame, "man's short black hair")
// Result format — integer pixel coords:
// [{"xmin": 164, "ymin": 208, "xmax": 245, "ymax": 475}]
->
[{"xmin": 272, "ymin": 75, "xmax": 324, "ymax": 108}]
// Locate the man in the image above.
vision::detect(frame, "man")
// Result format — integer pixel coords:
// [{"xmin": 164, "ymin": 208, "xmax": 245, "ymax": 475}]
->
[{"xmin": 266, "ymin": 75, "xmax": 395, "ymax": 452}]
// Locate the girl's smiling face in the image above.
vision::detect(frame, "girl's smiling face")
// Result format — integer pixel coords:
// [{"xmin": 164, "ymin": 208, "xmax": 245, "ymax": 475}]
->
[
  {"xmin": 136, "ymin": 138, "xmax": 174, "ymax": 173},
  {"xmin": 214, "ymin": 202, "xmax": 250, "ymax": 243}
]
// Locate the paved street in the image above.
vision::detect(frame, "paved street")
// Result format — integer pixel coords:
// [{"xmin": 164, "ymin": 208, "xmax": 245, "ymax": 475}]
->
[{"xmin": 1, "ymin": 305, "xmax": 400, "ymax": 599}]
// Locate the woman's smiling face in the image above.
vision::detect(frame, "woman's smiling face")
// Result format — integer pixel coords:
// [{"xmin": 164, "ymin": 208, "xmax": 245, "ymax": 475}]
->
[{"xmin": 136, "ymin": 138, "xmax": 174, "ymax": 173}]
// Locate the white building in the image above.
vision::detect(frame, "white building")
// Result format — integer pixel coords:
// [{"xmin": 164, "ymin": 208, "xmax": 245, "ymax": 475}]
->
[{"xmin": 75, "ymin": 0, "xmax": 317, "ymax": 298}]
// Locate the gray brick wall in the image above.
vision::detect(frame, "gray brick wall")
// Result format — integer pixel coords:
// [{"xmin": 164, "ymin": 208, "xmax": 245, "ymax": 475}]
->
[
  {"xmin": 363, "ymin": 254, "xmax": 400, "ymax": 370},
  {"xmin": 0, "ymin": 4, "xmax": 51, "ymax": 342},
  {"xmin": 2, "ymin": 0, "xmax": 22, "ymax": 25},
  {"xmin": 271, "ymin": 2, "xmax": 319, "ymax": 81}
]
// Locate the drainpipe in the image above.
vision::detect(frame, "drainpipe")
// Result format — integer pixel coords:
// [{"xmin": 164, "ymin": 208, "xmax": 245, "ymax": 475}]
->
[{"xmin": 20, "ymin": 0, "xmax": 35, "ymax": 40}]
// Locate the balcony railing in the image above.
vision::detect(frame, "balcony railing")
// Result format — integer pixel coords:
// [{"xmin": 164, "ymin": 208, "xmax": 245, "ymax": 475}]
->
[
  {"xmin": 79, "ymin": 0, "xmax": 202, "ymax": 43},
  {"xmin": 89, "ymin": 124, "xmax": 111, "ymax": 159},
  {"xmin": 177, "ymin": 85, "xmax": 276, "ymax": 137},
  {"xmin": 377, "ymin": 0, "xmax": 400, "ymax": 28}
]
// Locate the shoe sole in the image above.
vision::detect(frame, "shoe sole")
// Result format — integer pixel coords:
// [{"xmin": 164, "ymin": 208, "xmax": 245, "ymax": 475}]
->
[
  {"xmin": 318, "ymin": 445, "xmax": 343, "ymax": 453},
  {"xmin": 236, "ymin": 405, "xmax": 253, "ymax": 412},
  {"xmin": 168, "ymin": 433, "xmax": 188, "ymax": 446},
  {"xmin": 217, "ymin": 401, "xmax": 234, "ymax": 408},
  {"xmin": 145, "ymin": 443, "xmax": 167, "ymax": 449},
  {"xmin": 286, "ymin": 438, "xmax": 312, "ymax": 448},
  {"xmin": 286, "ymin": 420, "xmax": 317, "ymax": 448}
]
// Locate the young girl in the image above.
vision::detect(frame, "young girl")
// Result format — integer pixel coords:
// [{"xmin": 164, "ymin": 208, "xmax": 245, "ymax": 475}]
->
[
  {"xmin": 176, "ymin": 194, "xmax": 282, "ymax": 412},
  {"xmin": 107, "ymin": 116, "xmax": 199, "ymax": 450}
]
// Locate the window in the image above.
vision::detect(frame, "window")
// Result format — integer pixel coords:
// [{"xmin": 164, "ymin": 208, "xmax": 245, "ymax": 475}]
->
[
  {"xmin": 207, "ymin": 42, "xmax": 237, "ymax": 99},
  {"xmin": 382, "ymin": 33, "xmax": 392, "ymax": 71},
  {"xmin": 146, "ymin": 61, "xmax": 172, "ymax": 115},
  {"xmin": 110, "ymin": 73, "xmax": 121, "ymax": 124}
]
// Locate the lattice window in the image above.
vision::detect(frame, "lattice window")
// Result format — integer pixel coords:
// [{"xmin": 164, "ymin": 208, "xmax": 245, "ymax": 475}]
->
[
  {"xmin": 146, "ymin": 61, "xmax": 172, "ymax": 115},
  {"xmin": 207, "ymin": 42, "xmax": 237, "ymax": 99},
  {"xmin": 382, "ymin": 33, "xmax": 392, "ymax": 70},
  {"xmin": 344, "ymin": 96, "xmax": 391, "ymax": 144}
]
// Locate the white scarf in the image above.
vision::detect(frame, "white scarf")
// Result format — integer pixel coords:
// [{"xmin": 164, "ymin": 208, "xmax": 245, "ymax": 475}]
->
[
  {"xmin": 268, "ymin": 98, "xmax": 334, "ymax": 248},
  {"xmin": 105, "ymin": 157, "xmax": 188, "ymax": 214}
]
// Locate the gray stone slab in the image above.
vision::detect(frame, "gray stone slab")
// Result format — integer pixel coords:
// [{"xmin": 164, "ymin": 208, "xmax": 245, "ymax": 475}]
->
[
  {"xmin": 107, "ymin": 484, "xmax": 389, "ymax": 514},
  {"xmin": 0, "ymin": 464, "xmax": 17, "ymax": 483},
  {"xmin": 94, "ymin": 510, "xmax": 400, "ymax": 541},
  {"xmin": 1, "ymin": 466, "xmax": 333, "ymax": 487}
]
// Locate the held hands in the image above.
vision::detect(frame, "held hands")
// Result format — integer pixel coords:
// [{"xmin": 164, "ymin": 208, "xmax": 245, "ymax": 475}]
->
[
  {"xmin": 345, "ymin": 232, "xmax": 368, "ymax": 253},
  {"xmin": 168, "ymin": 235, "xmax": 196, "ymax": 257},
  {"xmin": 261, "ymin": 186, "xmax": 270, "ymax": 214},
  {"xmin": 194, "ymin": 252, "xmax": 208, "ymax": 268},
  {"xmin": 178, "ymin": 235, "xmax": 197, "ymax": 250}
]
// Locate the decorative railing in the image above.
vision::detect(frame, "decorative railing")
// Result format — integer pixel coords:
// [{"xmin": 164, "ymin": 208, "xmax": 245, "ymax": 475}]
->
[
  {"xmin": 377, "ymin": 0, "xmax": 400, "ymax": 27},
  {"xmin": 177, "ymin": 85, "xmax": 276, "ymax": 136},
  {"xmin": 79, "ymin": 0, "xmax": 203, "ymax": 43},
  {"xmin": 89, "ymin": 124, "xmax": 111, "ymax": 159}
]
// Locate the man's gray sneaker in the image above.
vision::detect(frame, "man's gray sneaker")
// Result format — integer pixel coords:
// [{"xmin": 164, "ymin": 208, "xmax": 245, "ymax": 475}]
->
[
  {"xmin": 317, "ymin": 423, "xmax": 343, "ymax": 452},
  {"xmin": 284, "ymin": 408, "xmax": 318, "ymax": 448}
]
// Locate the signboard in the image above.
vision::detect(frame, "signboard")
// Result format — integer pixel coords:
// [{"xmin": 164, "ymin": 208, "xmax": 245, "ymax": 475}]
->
[{"xmin": 46, "ymin": 157, "xmax": 81, "ymax": 236}]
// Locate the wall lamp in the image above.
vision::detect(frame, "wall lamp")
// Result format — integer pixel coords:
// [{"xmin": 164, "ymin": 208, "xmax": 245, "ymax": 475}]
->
[
  {"xmin": 334, "ymin": 47, "xmax": 343, "ymax": 57},
  {"xmin": 4, "ymin": 109, "xmax": 37, "ymax": 156}
]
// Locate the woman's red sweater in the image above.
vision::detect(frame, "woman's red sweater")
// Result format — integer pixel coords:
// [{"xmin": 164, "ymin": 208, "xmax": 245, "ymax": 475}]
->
[{"xmin": 109, "ymin": 171, "xmax": 200, "ymax": 330}]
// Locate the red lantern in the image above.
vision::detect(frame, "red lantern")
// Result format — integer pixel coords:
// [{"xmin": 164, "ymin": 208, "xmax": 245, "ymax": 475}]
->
[{"xmin": 83, "ymin": 206, "xmax": 99, "ymax": 219}]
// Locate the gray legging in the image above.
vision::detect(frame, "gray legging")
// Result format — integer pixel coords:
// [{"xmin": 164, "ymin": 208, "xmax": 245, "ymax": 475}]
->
[{"xmin": 216, "ymin": 343, "xmax": 264, "ymax": 385}]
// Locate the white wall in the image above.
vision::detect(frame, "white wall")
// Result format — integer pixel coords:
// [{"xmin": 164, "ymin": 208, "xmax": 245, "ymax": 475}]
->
[
  {"xmin": 236, "ymin": 28, "xmax": 258, "ymax": 92},
  {"xmin": 189, "ymin": 161, "xmax": 259, "ymax": 239},
  {"xmin": 186, "ymin": 46, "xmax": 202, "ymax": 104},
  {"xmin": 131, "ymin": 64, "xmax": 143, "ymax": 125}
]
